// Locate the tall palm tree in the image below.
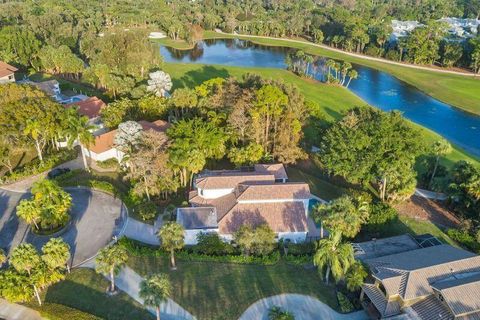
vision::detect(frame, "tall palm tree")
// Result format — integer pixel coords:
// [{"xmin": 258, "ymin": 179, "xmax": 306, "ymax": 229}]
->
[
  {"xmin": 346, "ymin": 70, "xmax": 358, "ymax": 88},
  {"xmin": 313, "ymin": 232, "xmax": 354, "ymax": 284},
  {"xmin": 16, "ymin": 199, "xmax": 41, "ymax": 230},
  {"xmin": 345, "ymin": 261, "xmax": 368, "ymax": 292},
  {"xmin": 66, "ymin": 109, "xmax": 95, "ymax": 171},
  {"xmin": 157, "ymin": 222, "xmax": 184, "ymax": 270},
  {"xmin": 95, "ymin": 244, "xmax": 128, "ymax": 292},
  {"xmin": 41, "ymin": 238, "xmax": 71, "ymax": 273},
  {"xmin": 429, "ymin": 139, "xmax": 452, "ymax": 189},
  {"xmin": 139, "ymin": 273, "xmax": 172, "ymax": 320}
]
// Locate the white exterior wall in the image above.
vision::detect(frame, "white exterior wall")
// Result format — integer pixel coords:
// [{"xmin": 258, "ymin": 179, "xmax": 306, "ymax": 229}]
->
[
  {"xmin": 277, "ymin": 231, "xmax": 307, "ymax": 243},
  {"xmin": 199, "ymin": 188, "xmax": 234, "ymax": 199},
  {"xmin": 184, "ymin": 229, "xmax": 219, "ymax": 245},
  {"xmin": 84, "ymin": 146, "xmax": 124, "ymax": 162},
  {"xmin": 0, "ymin": 74, "xmax": 15, "ymax": 84}
]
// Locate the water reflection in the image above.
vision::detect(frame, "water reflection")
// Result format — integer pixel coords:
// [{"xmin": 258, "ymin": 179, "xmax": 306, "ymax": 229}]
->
[{"xmin": 160, "ymin": 39, "xmax": 480, "ymax": 157}]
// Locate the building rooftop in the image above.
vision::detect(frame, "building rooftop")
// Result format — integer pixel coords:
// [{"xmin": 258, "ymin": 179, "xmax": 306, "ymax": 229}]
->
[
  {"xmin": 0, "ymin": 61, "xmax": 17, "ymax": 78},
  {"xmin": 254, "ymin": 164, "xmax": 288, "ymax": 180},
  {"xmin": 195, "ymin": 173, "xmax": 275, "ymax": 190},
  {"xmin": 30, "ymin": 80, "xmax": 59, "ymax": 96},
  {"xmin": 177, "ymin": 207, "xmax": 218, "ymax": 229},
  {"xmin": 354, "ymin": 234, "xmax": 421, "ymax": 261},
  {"xmin": 66, "ymin": 96, "xmax": 106, "ymax": 119},
  {"xmin": 236, "ymin": 183, "xmax": 311, "ymax": 201}
]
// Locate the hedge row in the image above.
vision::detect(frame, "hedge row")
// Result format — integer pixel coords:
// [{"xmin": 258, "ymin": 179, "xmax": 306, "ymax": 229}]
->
[
  {"xmin": 0, "ymin": 149, "xmax": 77, "ymax": 184},
  {"xmin": 28, "ymin": 303, "xmax": 101, "ymax": 320}
]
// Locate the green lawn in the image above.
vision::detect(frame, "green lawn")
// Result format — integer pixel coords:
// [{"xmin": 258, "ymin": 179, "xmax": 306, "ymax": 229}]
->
[
  {"xmin": 157, "ymin": 32, "xmax": 480, "ymax": 116},
  {"xmin": 127, "ymin": 255, "xmax": 338, "ymax": 320},
  {"xmin": 27, "ymin": 268, "xmax": 153, "ymax": 320},
  {"xmin": 163, "ymin": 62, "xmax": 479, "ymax": 169}
]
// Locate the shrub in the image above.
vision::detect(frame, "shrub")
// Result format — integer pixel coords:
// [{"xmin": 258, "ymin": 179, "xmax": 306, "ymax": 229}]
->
[
  {"xmin": 447, "ymin": 229, "xmax": 480, "ymax": 252},
  {"xmin": 268, "ymin": 306, "xmax": 294, "ymax": 320},
  {"xmin": 96, "ymin": 158, "xmax": 119, "ymax": 169},
  {"xmin": 30, "ymin": 303, "xmax": 101, "ymax": 320},
  {"xmin": 195, "ymin": 233, "xmax": 234, "ymax": 255},
  {"xmin": 123, "ymin": 188, "xmax": 143, "ymax": 208},
  {"xmin": 0, "ymin": 149, "xmax": 77, "ymax": 184},
  {"xmin": 119, "ymin": 237, "xmax": 280, "ymax": 265},
  {"xmin": 135, "ymin": 202, "xmax": 158, "ymax": 221},
  {"xmin": 337, "ymin": 292, "xmax": 355, "ymax": 313},
  {"xmin": 365, "ymin": 203, "xmax": 398, "ymax": 232},
  {"xmin": 385, "ymin": 49, "xmax": 401, "ymax": 61},
  {"xmin": 285, "ymin": 242, "xmax": 315, "ymax": 255}
]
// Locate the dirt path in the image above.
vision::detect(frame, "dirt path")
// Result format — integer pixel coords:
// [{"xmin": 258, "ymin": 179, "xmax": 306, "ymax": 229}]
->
[{"xmin": 216, "ymin": 31, "xmax": 478, "ymax": 77}]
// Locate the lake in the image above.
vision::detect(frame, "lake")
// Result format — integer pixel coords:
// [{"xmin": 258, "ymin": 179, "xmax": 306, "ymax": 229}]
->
[{"xmin": 160, "ymin": 39, "xmax": 480, "ymax": 157}]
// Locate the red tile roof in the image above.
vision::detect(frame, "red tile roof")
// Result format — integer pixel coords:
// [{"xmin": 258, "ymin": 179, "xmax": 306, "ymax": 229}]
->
[
  {"xmin": 0, "ymin": 61, "xmax": 17, "ymax": 78},
  {"xmin": 66, "ymin": 97, "xmax": 106, "ymax": 119}
]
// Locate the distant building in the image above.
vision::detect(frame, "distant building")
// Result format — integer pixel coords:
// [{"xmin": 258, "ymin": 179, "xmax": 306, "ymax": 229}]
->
[
  {"xmin": 357, "ymin": 235, "xmax": 480, "ymax": 319},
  {"xmin": 177, "ymin": 164, "xmax": 318, "ymax": 245},
  {"xmin": 30, "ymin": 80, "xmax": 61, "ymax": 99},
  {"xmin": 65, "ymin": 96, "xmax": 107, "ymax": 131},
  {"xmin": 0, "ymin": 61, "xmax": 17, "ymax": 84},
  {"xmin": 84, "ymin": 120, "xmax": 169, "ymax": 162}
]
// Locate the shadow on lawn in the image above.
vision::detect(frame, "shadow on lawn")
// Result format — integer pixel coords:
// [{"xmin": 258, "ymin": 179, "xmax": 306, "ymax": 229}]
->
[{"xmin": 172, "ymin": 65, "xmax": 231, "ymax": 89}]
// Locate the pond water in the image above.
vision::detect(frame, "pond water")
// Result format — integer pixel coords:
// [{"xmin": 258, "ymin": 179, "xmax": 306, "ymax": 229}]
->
[{"xmin": 160, "ymin": 39, "xmax": 480, "ymax": 157}]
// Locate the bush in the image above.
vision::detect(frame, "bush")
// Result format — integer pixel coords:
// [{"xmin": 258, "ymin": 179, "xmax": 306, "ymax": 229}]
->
[
  {"xmin": 337, "ymin": 292, "xmax": 355, "ymax": 313},
  {"xmin": 30, "ymin": 303, "xmax": 101, "ymax": 320},
  {"xmin": 135, "ymin": 202, "xmax": 158, "ymax": 221},
  {"xmin": 385, "ymin": 49, "xmax": 401, "ymax": 61},
  {"xmin": 95, "ymin": 158, "xmax": 119, "ymax": 169},
  {"xmin": 285, "ymin": 242, "xmax": 315, "ymax": 255},
  {"xmin": 0, "ymin": 149, "xmax": 77, "ymax": 184},
  {"xmin": 119, "ymin": 237, "xmax": 280, "ymax": 265},
  {"xmin": 268, "ymin": 306, "xmax": 294, "ymax": 320},
  {"xmin": 365, "ymin": 203, "xmax": 398, "ymax": 232},
  {"xmin": 195, "ymin": 233, "xmax": 234, "ymax": 255},
  {"xmin": 447, "ymin": 229, "xmax": 480, "ymax": 253}
]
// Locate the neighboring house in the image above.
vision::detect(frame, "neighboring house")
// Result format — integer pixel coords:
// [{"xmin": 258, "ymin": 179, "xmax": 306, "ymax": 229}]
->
[
  {"xmin": 65, "ymin": 96, "xmax": 107, "ymax": 133},
  {"xmin": 84, "ymin": 119, "xmax": 169, "ymax": 162},
  {"xmin": 357, "ymin": 235, "xmax": 480, "ymax": 320},
  {"xmin": 177, "ymin": 164, "xmax": 317, "ymax": 245},
  {"xmin": 0, "ymin": 61, "xmax": 17, "ymax": 84}
]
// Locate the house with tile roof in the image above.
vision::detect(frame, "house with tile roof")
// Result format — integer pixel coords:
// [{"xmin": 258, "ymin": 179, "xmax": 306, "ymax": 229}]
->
[
  {"xmin": 0, "ymin": 61, "xmax": 17, "ymax": 84},
  {"xmin": 358, "ymin": 236, "xmax": 480, "ymax": 320},
  {"xmin": 177, "ymin": 164, "xmax": 317, "ymax": 245},
  {"xmin": 84, "ymin": 120, "xmax": 170, "ymax": 162}
]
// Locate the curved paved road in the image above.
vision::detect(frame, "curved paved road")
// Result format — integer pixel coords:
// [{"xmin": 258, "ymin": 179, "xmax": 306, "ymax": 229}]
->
[
  {"xmin": 0, "ymin": 187, "xmax": 126, "ymax": 267},
  {"xmin": 239, "ymin": 294, "xmax": 368, "ymax": 320}
]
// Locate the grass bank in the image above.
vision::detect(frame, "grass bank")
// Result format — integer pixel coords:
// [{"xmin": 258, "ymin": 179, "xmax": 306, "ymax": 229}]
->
[
  {"xmin": 127, "ymin": 255, "xmax": 338, "ymax": 320},
  {"xmin": 27, "ymin": 268, "xmax": 153, "ymax": 320},
  {"xmin": 156, "ymin": 32, "xmax": 480, "ymax": 115},
  {"xmin": 163, "ymin": 62, "xmax": 479, "ymax": 168}
]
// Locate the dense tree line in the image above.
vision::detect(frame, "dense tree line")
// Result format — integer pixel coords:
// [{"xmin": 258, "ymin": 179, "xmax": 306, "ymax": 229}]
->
[{"xmin": 1, "ymin": 0, "xmax": 480, "ymax": 78}]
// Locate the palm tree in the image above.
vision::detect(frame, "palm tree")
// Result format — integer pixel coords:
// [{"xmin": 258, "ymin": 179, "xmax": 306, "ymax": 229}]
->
[
  {"xmin": 139, "ymin": 273, "xmax": 172, "ymax": 320},
  {"xmin": 95, "ymin": 244, "xmax": 128, "ymax": 292},
  {"xmin": 313, "ymin": 232, "xmax": 354, "ymax": 284},
  {"xmin": 66, "ymin": 109, "xmax": 95, "ymax": 171},
  {"xmin": 345, "ymin": 261, "xmax": 368, "ymax": 292},
  {"xmin": 147, "ymin": 71, "xmax": 172, "ymax": 97},
  {"xmin": 346, "ymin": 69, "xmax": 358, "ymax": 88},
  {"xmin": 16, "ymin": 199, "xmax": 41, "ymax": 230},
  {"xmin": 9, "ymin": 244, "xmax": 43, "ymax": 305},
  {"xmin": 429, "ymin": 139, "xmax": 452, "ymax": 189},
  {"xmin": 157, "ymin": 222, "xmax": 184, "ymax": 270},
  {"xmin": 41, "ymin": 238, "xmax": 71, "ymax": 273}
]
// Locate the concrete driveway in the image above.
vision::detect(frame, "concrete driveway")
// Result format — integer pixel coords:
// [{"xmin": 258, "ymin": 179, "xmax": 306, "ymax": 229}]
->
[
  {"xmin": 0, "ymin": 187, "xmax": 126, "ymax": 267},
  {"xmin": 239, "ymin": 294, "xmax": 368, "ymax": 320}
]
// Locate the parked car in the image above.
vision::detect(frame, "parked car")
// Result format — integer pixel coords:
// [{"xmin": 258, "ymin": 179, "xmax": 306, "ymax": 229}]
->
[{"xmin": 47, "ymin": 168, "xmax": 70, "ymax": 179}]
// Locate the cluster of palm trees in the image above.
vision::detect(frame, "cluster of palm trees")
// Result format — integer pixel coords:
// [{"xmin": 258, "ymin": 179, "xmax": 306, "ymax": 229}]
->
[{"xmin": 325, "ymin": 60, "xmax": 358, "ymax": 88}]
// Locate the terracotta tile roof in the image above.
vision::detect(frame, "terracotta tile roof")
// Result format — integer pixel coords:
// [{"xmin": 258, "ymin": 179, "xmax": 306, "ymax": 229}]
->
[
  {"xmin": 189, "ymin": 192, "xmax": 237, "ymax": 221},
  {"xmin": 66, "ymin": 97, "xmax": 106, "ymax": 119},
  {"xmin": 89, "ymin": 120, "xmax": 169, "ymax": 154},
  {"xmin": 0, "ymin": 61, "xmax": 17, "ymax": 78},
  {"xmin": 177, "ymin": 207, "xmax": 218, "ymax": 229},
  {"xmin": 366, "ymin": 245, "xmax": 480, "ymax": 301},
  {"xmin": 236, "ymin": 183, "xmax": 310, "ymax": 201},
  {"xmin": 218, "ymin": 201, "xmax": 308, "ymax": 234},
  {"xmin": 254, "ymin": 164, "xmax": 288, "ymax": 180},
  {"xmin": 195, "ymin": 173, "xmax": 275, "ymax": 190}
]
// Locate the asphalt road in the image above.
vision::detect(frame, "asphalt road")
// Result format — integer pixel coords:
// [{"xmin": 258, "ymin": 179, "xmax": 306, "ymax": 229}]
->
[{"xmin": 0, "ymin": 188, "xmax": 126, "ymax": 267}]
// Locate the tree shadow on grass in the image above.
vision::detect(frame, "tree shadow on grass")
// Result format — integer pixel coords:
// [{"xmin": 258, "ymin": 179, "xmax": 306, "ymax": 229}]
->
[{"xmin": 172, "ymin": 65, "xmax": 231, "ymax": 89}]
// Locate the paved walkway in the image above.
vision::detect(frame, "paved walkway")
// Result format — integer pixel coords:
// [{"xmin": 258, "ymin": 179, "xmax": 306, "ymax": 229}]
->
[
  {"xmin": 123, "ymin": 217, "xmax": 161, "ymax": 245},
  {"xmin": 218, "ymin": 31, "xmax": 478, "ymax": 77},
  {"xmin": 0, "ymin": 299, "xmax": 42, "ymax": 320},
  {"xmin": 1, "ymin": 156, "xmax": 83, "ymax": 192},
  {"xmin": 239, "ymin": 294, "xmax": 368, "ymax": 320},
  {"xmin": 81, "ymin": 261, "xmax": 194, "ymax": 320},
  {"xmin": 414, "ymin": 188, "xmax": 448, "ymax": 201}
]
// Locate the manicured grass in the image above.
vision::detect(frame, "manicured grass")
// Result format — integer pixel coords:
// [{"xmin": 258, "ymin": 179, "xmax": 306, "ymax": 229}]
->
[
  {"xmin": 286, "ymin": 166, "xmax": 347, "ymax": 201},
  {"xmin": 127, "ymin": 255, "xmax": 339, "ymax": 320},
  {"xmin": 157, "ymin": 32, "xmax": 480, "ymax": 116},
  {"xmin": 27, "ymin": 268, "xmax": 153, "ymax": 320},
  {"xmin": 163, "ymin": 62, "xmax": 480, "ymax": 169}
]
